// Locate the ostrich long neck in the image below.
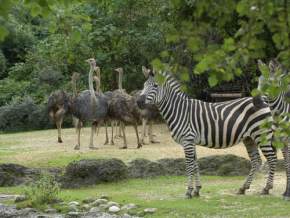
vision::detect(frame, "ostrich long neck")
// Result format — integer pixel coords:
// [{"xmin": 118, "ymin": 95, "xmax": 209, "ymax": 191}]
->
[
  {"xmin": 72, "ymin": 77, "xmax": 77, "ymax": 98},
  {"xmin": 89, "ymin": 64, "xmax": 97, "ymax": 104},
  {"xmin": 118, "ymin": 71, "xmax": 123, "ymax": 90}
]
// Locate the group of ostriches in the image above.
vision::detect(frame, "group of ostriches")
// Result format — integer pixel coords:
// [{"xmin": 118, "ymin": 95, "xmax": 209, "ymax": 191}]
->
[{"xmin": 47, "ymin": 58, "xmax": 159, "ymax": 149}]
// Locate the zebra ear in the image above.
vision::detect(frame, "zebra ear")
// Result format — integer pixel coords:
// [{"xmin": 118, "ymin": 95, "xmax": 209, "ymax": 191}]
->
[
  {"xmin": 257, "ymin": 59, "xmax": 266, "ymax": 68},
  {"xmin": 142, "ymin": 66, "xmax": 151, "ymax": 78},
  {"xmin": 269, "ymin": 59, "xmax": 281, "ymax": 75}
]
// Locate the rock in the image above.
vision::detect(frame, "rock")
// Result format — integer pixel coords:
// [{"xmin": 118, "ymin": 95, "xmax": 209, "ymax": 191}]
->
[
  {"xmin": 107, "ymin": 201, "xmax": 119, "ymax": 207},
  {"xmin": 128, "ymin": 159, "xmax": 165, "ymax": 178},
  {"xmin": 100, "ymin": 195, "xmax": 110, "ymax": 200},
  {"xmin": 198, "ymin": 155, "xmax": 251, "ymax": 176},
  {"xmin": 0, "ymin": 163, "xmax": 40, "ymax": 186},
  {"xmin": 68, "ymin": 201, "xmax": 80, "ymax": 207},
  {"xmin": 144, "ymin": 208, "xmax": 157, "ymax": 213},
  {"xmin": 68, "ymin": 204, "xmax": 78, "ymax": 212},
  {"xmin": 91, "ymin": 198, "xmax": 108, "ymax": 206},
  {"xmin": 61, "ymin": 159, "xmax": 128, "ymax": 188},
  {"xmin": 121, "ymin": 203, "xmax": 137, "ymax": 210},
  {"xmin": 158, "ymin": 158, "xmax": 186, "ymax": 176},
  {"xmin": 99, "ymin": 203, "xmax": 109, "ymax": 209},
  {"xmin": 122, "ymin": 213, "xmax": 132, "ymax": 218},
  {"xmin": 81, "ymin": 204, "xmax": 90, "ymax": 211},
  {"xmin": 14, "ymin": 195, "xmax": 27, "ymax": 203},
  {"xmin": 82, "ymin": 197, "xmax": 95, "ymax": 204},
  {"xmin": 45, "ymin": 208, "xmax": 57, "ymax": 214},
  {"xmin": 108, "ymin": 205, "xmax": 120, "ymax": 213},
  {"xmin": 89, "ymin": 207, "xmax": 100, "ymax": 213},
  {"xmin": 66, "ymin": 211, "xmax": 82, "ymax": 217}
]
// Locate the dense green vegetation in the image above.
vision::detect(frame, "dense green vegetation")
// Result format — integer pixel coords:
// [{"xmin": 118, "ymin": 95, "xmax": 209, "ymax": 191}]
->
[{"xmin": 0, "ymin": 0, "xmax": 290, "ymax": 131}]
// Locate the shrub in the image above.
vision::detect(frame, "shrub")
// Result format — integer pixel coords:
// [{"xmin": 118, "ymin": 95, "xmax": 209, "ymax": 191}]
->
[
  {"xmin": 24, "ymin": 174, "xmax": 60, "ymax": 207},
  {"xmin": 0, "ymin": 97, "xmax": 52, "ymax": 132},
  {"xmin": 61, "ymin": 159, "xmax": 128, "ymax": 188}
]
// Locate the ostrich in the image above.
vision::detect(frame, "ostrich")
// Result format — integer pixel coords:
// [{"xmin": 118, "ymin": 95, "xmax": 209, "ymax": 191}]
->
[
  {"xmin": 47, "ymin": 72, "xmax": 80, "ymax": 143},
  {"xmin": 47, "ymin": 90, "xmax": 70, "ymax": 143},
  {"xmin": 71, "ymin": 58, "xmax": 108, "ymax": 150},
  {"xmin": 105, "ymin": 67, "xmax": 142, "ymax": 149}
]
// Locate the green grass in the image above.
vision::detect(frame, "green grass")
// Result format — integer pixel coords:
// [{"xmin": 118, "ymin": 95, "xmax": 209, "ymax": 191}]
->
[{"xmin": 0, "ymin": 176, "xmax": 289, "ymax": 217}]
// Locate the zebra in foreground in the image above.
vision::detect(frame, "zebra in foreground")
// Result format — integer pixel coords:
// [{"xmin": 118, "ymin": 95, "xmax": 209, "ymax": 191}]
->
[
  {"xmin": 258, "ymin": 59, "xmax": 290, "ymax": 200},
  {"xmin": 137, "ymin": 70, "xmax": 277, "ymax": 198}
]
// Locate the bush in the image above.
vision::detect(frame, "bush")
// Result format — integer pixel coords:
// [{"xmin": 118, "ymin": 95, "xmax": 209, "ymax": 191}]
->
[
  {"xmin": 0, "ymin": 97, "xmax": 52, "ymax": 132},
  {"xmin": 0, "ymin": 50, "xmax": 6, "ymax": 79},
  {"xmin": 61, "ymin": 159, "xmax": 128, "ymax": 188},
  {"xmin": 128, "ymin": 159, "xmax": 165, "ymax": 178},
  {"xmin": 24, "ymin": 174, "xmax": 60, "ymax": 207}
]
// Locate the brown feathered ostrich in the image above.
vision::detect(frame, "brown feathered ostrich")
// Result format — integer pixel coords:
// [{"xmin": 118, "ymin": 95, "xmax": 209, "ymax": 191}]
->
[
  {"xmin": 47, "ymin": 72, "xmax": 80, "ymax": 143},
  {"xmin": 71, "ymin": 58, "xmax": 108, "ymax": 150},
  {"xmin": 105, "ymin": 67, "xmax": 142, "ymax": 149}
]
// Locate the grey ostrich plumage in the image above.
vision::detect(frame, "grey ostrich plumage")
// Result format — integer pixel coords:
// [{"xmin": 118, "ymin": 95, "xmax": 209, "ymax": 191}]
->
[{"xmin": 71, "ymin": 90, "xmax": 108, "ymax": 122}]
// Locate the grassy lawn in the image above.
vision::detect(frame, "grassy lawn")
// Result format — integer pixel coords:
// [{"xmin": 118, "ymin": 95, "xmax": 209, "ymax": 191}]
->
[
  {"xmin": 0, "ymin": 124, "xmax": 284, "ymax": 168},
  {"xmin": 0, "ymin": 175, "xmax": 289, "ymax": 217}
]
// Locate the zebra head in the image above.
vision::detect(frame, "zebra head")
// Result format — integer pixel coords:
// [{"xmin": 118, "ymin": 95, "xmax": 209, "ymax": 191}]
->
[
  {"xmin": 257, "ymin": 59, "xmax": 284, "ymax": 91},
  {"xmin": 137, "ymin": 71, "xmax": 160, "ymax": 109}
]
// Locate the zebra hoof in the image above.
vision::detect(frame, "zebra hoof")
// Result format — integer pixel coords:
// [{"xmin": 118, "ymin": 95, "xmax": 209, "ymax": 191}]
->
[
  {"xmin": 193, "ymin": 191, "xmax": 200, "ymax": 197},
  {"xmin": 137, "ymin": 144, "xmax": 142, "ymax": 149},
  {"xmin": 104, "ymin": 141, "xmax": 109, "ymax": 145},
  {"xmin": 261, "ymin": 189, "xmax": 269, "ymax": 195},
  {"xmin": 120, "ymin": 146, "xmax": 127, "ymax": 149},
  {"xmin": 150, "ymin": 140, "xmax": 160, "ymax": 144},
  {"xmin": 110, "ymin": 141, "xmax": 115, "ymax": 145},
  {"xmin": 237, "ymin": 188, "xmax": 246, "ymax": 195},
  {"xmin": 74, "ymin": 145, "xmax": 80, "ymax": 150},
  {"xmin": 185, "ymin": 193, "xmax": 192, "ymax": 199},
  {"xmin": 58, "ymin": 137, "xmax": 63, "ymax": 143}
]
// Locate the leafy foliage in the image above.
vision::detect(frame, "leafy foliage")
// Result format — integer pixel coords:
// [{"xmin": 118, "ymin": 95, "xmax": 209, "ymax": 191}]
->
[{"xmin": 24, "ymin": 173, "xmax": 60, "ymax": 207}]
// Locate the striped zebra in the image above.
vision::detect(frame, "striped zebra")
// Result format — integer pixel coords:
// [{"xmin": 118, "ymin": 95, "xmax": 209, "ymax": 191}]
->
[
  {"xmin": 137, "ymin": 70, "xmax": 277, "ymax": 198},
  {"xmin": 258, "ymin": 59, "xmax": 290, "ymax": 200}
]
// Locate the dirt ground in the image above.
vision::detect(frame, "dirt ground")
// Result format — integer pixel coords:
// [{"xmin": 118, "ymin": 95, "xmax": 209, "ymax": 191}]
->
[{"xmin": 0, "ymin": 124, "xmax": 284, "ymax": 167}]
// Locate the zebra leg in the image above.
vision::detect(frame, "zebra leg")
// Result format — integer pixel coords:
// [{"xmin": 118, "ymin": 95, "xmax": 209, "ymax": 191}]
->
[
  {"xmin": 259, "ymin": 144, "xmax": 277, "ymax": 195},
  {"xmin": 184, "ymin": 145, "xmax": 201, "ymax": 198},
  {"xmin": 282, "ymin": 145, "xmax": 290, "ymax": 200},
  {"xmin": 238, "ymin": 138, "xmax": 262, "ymax": 194}
]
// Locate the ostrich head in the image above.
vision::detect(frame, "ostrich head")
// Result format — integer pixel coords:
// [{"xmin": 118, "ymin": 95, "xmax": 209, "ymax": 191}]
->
[
  {"xmin": 71, "ymin": 72, "xmax": 80, "ymax": 81},
  {"xmin": 86, "ymin": 58, "xmax": 96, "ymax": 68}
]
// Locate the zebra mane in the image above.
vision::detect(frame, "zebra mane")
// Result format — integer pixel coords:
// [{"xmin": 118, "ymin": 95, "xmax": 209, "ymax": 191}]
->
[{"xmin": 160, "ymin": 71, "xmax": 182, "ymax": 92}]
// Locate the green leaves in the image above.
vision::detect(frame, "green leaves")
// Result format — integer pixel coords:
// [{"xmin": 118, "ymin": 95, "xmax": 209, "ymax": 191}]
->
[{"xmin": 208, "ymin": 74, "xmax": 218, "ymax": 87}]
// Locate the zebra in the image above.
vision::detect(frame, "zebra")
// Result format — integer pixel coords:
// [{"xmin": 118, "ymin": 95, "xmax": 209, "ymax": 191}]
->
[
  {"xmin": 137, "ymin": 70, "xmax": 277, "ymax": 198},
  {"xmin": 257, "ymin": 59, "xmax": 290, "ymax": 200}
]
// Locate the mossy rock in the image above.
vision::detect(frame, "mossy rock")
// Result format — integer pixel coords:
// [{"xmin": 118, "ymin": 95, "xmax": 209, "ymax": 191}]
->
[
  {"xmin": 198, "ymin": 154, "xmax": 251, "ymax": 176},
  {"xmin": 128, "ymin": 159, "xmax": 165, "ymax": 178},
  {"xmin": 157, "ymin": 158, "xmax": 186, "ymax": 176},
  {"xmin": 61, "ymin": 159, "xmax": 128, "ymax": 188}
]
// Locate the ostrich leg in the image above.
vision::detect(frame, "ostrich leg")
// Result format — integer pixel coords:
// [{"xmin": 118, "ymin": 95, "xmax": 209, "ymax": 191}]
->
[
  {"xmin": 74, "ymin": 120, "xmax": 82, "ymax": 150},
  {"xmin": 89, "ymin": 122, "xmax": 98, "ymax": 150},
  {"xmin": 120, "ymin": 122, "xmax": 127, "ymax": 149},
  {"xmin": 55, "ymin": 108, "xmax": 65, "ymax": 143},
  {"xmin": 110, "ymin": 121, "xmax": 115, "ymax": 145},
  {"xmin": 104, "ymin": 121, "xmax": 109, "ymax": 145},
  {"xmin": 140, "ymin": 118, "xmax": 147, "ymax": 145},
  {"xmin": 133, "ymin": 122, "xmax": 142, "ymax": 149},
  {"xmin": 148, "ymin": 121, "xmax": 159, "ymax": 143}
]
